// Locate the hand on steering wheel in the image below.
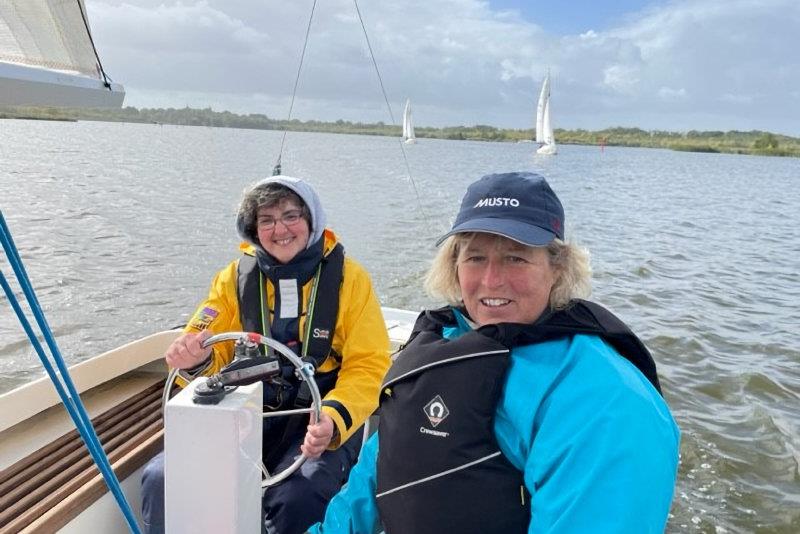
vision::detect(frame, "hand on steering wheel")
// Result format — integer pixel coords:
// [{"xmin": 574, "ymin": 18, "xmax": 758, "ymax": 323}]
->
[{"xmin": 162, "ymin": 331, "xmax": 322, "ymax": 489}]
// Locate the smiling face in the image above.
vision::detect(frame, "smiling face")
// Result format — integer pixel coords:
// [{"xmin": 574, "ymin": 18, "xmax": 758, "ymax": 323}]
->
[
  {"xmin": 456, "ymin": 233, "xmax": 558, "ymax": 325},
  {"xmin": 256, "ymin": 200, "xmax": 310, "ymax": 264}
]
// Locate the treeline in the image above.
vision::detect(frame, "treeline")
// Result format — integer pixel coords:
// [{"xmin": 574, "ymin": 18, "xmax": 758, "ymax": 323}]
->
[
  {"xmin": 555, "ymin": 127, "xmax": 799, "ymax": 157},
  {"xmin": 2, "ymin": 105, "xmax": 798, "ymax": 158}
]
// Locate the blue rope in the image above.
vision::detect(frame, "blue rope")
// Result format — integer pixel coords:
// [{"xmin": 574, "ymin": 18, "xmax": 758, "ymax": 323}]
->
[{"xmin": 0, "ymin": 211, "xmax": 142, "ymax": 534}]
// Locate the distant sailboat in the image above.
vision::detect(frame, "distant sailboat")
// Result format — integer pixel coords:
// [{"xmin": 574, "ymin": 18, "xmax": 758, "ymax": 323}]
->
[
  {"xmin": 402, "ymin": 98, "xmax": 416, "ymax": 144},
  {"xmin": 535, "ymin": 72, "xmax": 557, "ymax": 155},
  {"xmin": 0, "ymin": 0, "xmax": 125, "ymax": 108}
]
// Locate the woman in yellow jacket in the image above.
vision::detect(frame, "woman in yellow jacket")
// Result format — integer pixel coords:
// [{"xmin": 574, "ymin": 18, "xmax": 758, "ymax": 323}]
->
[{"xmin": 141, "ymin": 176, "xmax": 391, "ymax": 534}]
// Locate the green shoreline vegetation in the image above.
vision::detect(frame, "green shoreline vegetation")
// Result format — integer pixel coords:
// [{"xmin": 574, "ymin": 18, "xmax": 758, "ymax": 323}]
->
[{"xmin": 3, "ymin": 105, "xmax": 798, "ymax": 158}]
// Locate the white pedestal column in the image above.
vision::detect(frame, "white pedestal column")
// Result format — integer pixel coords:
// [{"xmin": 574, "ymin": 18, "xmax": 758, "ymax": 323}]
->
[{"xmin": 165, "ymin": 378, "xmax": 262, "ymax": 533}]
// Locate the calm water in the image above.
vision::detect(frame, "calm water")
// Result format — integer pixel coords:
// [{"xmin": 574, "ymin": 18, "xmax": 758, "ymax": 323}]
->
[{"xmin": 1, "ymin": 120, "xmax": 798, "ymax": 532}]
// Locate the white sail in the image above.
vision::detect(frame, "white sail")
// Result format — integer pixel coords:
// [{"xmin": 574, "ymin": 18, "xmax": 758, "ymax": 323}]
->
[
  {"xmin": 0, "ymin": 0, "xmax": 124, "ymax": 107},
  {"xmin": 535, "ymin": 72, "xmax": 557, "ymax": 155},
  {"xmin": 402, "ymin": 98, "xmax": 416, "ymax": 144},
  {"xmin": 535, "ymin": 74, "xmax": 549, "ymax": 144}
]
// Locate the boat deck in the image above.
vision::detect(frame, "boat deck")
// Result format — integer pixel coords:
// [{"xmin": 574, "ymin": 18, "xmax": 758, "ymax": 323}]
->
[
  {"xmin": 0, "ymin": 307, "xmax": 418, "ymax": 532},
  {"xmin": 0, "ymin": 381, "xmax": 164, "ymax": 532}
]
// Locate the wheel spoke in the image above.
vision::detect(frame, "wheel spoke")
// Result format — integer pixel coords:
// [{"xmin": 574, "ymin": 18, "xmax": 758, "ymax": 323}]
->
[{"xmin": 262, "ymin": 407, "xmax": 315, "ymax": 418}]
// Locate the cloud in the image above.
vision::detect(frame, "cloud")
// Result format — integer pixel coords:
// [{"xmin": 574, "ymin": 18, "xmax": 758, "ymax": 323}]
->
[
  {"xmin": 720, "ymin": 93, "xmax": 753, "ymax": 104},
  {"xmin": 89, "ymin": 1, "xmax": 274, "ymax": 92},
  {"xmin": 90, "ymin": 0, "xmax": 555, "ymax": 124},
  {"xmin": 93, "ymin": 2, "xmax": 268, "ymax": 54},
  {"xmin": 599, "ymin": 0, "xmax": 799, "ymax": 121},
  {"xmin": 604, "ymin": 64, "xmax": 642, "ymax": 94},
  {"xmin": 658, "ymin": 86, "xmax": 688, "ymax": 100},
  {"xmin": 87, "ymin": 0, "xmax": 800, "ymax": 134}
]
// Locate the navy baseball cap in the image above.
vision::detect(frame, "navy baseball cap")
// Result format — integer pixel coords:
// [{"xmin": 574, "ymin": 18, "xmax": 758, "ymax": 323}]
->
[{"xmin": 436, "ymin": 172, "xmax": 564, "ymax": 247}]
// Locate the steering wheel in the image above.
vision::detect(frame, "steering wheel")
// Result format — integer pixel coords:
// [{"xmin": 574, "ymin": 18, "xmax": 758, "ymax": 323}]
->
[{"xmin": 161, "ymin": 332, "xmax": 322, "ymax": 488}]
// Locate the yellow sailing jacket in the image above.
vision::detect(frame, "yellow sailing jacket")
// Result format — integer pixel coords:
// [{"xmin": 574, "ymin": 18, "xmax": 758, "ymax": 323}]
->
[{"xmin": 184, "ymin": 229, "xmax": 391, "ymax": 448}]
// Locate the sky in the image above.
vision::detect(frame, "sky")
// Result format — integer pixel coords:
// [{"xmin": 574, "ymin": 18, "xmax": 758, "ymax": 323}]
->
[{"xmin": 86, "ymin": 0, "xmax": 800, "ymax": 135}]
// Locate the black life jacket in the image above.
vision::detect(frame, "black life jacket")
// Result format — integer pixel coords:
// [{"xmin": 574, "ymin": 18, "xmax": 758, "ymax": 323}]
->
[
  {"xmin": 414, "ymin": 300, "xmax": 662, "ymax": 394},
  {"xmin": 375, "ymin": 300, "xmax": 660, "ymax": 534},
  {"xmin": 237, "ymin": 244, "xmax": 344, "ymax": 464},
  {"xmin": 376, "ymin": 328, "xmax": 528, "ymax": 534},
  {"xmin": 237, "ymin": 243, "xmax": 345, "ymax": 375}
]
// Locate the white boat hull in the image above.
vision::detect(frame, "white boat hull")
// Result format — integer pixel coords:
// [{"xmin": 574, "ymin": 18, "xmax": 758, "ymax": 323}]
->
[{"xmin": 537, "ymin": 143, "xmax": 558, "ymax": 155}]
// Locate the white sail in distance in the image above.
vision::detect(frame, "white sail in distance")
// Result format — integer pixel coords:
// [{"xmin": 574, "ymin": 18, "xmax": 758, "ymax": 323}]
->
[
  {"xmin": 402, "ymin": 98, "xmax": 416, "ymax": 144},
  {"xmin": 535, "ymin": 72, "xmax": 557, "ymax": 155},
  {"xmin": 535, "ymin": 74, "xmax": 549, "ymax": 144}
]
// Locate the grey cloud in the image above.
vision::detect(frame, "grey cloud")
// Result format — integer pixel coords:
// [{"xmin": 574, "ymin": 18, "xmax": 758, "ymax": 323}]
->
[{"xmin": 88, "ymin": 0, "xmax": 800, "ymax": 134}]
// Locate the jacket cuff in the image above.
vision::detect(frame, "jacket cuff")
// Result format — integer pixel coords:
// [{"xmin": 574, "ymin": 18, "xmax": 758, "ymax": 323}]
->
[
  {"xmin": 186, "ymin": 351, "xmax": 213, "ymax": 374},
  {"xmin": 322, "ymin": 400, "xmax": 352, "ymax": 448}
]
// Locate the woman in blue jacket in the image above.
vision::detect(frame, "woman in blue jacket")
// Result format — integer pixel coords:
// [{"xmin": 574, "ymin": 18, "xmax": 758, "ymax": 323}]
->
[{"xmin": 311, "ymin": 171, "xmax": 680, "ymax": 533}]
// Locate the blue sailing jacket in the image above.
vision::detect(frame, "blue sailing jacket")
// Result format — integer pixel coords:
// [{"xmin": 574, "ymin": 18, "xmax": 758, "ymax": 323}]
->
[{"xmin": 310, "ymin": 308, "xmax": 680, "ymax": 533}]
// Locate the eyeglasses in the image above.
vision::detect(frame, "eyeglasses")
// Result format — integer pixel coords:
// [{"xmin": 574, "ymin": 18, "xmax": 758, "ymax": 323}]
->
[{"xmin": 257, "ymin": 209, "xmax": 305, "ymax": 230}]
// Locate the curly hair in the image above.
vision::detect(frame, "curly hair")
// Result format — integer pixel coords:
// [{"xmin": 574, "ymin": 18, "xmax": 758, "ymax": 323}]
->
[{"xmin": 238, "ymin": 183, "xmax": 310, "ymax": 242}]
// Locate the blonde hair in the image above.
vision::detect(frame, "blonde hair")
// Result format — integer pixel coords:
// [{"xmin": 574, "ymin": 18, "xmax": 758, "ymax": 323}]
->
[{"xmin": 423, "ymin": 233, "xmax": 592, "ymax": 310}]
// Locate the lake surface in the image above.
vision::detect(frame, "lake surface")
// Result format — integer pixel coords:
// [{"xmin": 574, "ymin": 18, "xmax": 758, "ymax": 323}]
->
[{"xmin": 1, "ymin": 119, "xmax": 798, "ymax": 532}]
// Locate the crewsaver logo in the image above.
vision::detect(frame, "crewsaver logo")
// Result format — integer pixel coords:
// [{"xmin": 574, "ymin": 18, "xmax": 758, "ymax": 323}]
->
[
  {"xmin": 423, "ymin": 395, "xmax": 450, "ymax": 428},
  {"xmin": 474, "ymin": 197, "xmax": 520, "ymax": 208}
]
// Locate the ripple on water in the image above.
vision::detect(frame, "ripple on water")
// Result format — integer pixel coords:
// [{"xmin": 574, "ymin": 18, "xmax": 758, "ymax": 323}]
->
[
  {"xmin": 673, "ymin": 390, "xmax": 800, "ymax": 530},
  {"xmin": 744, "ymin": 372, "xmax": 798, "ymax": 401},
  {"xmin": 649, "ymin": 333, "xmax": 709, "ymax": 357}
]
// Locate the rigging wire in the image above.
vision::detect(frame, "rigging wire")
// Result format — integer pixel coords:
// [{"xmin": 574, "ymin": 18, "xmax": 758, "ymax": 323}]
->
[
  {"xmin": 273, "ymin": 0, "xmax": 320, "ymax": 176},
  {"xmin": 74, "ymin": 0, "xmax": 112, "ymax": 89},
  {"xmin": 351, "ymin": 0, "xmax": 431, "ymax": 222},
  {"xmin": 272, "ymin": 0, "xmax": 432, "ymax": 223}
]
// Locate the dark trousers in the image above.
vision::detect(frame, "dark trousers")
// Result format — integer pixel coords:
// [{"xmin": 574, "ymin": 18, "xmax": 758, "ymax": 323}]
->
[{"xmin": 141, "ymin": 430, "xmax": 362, "ymax": 534}]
